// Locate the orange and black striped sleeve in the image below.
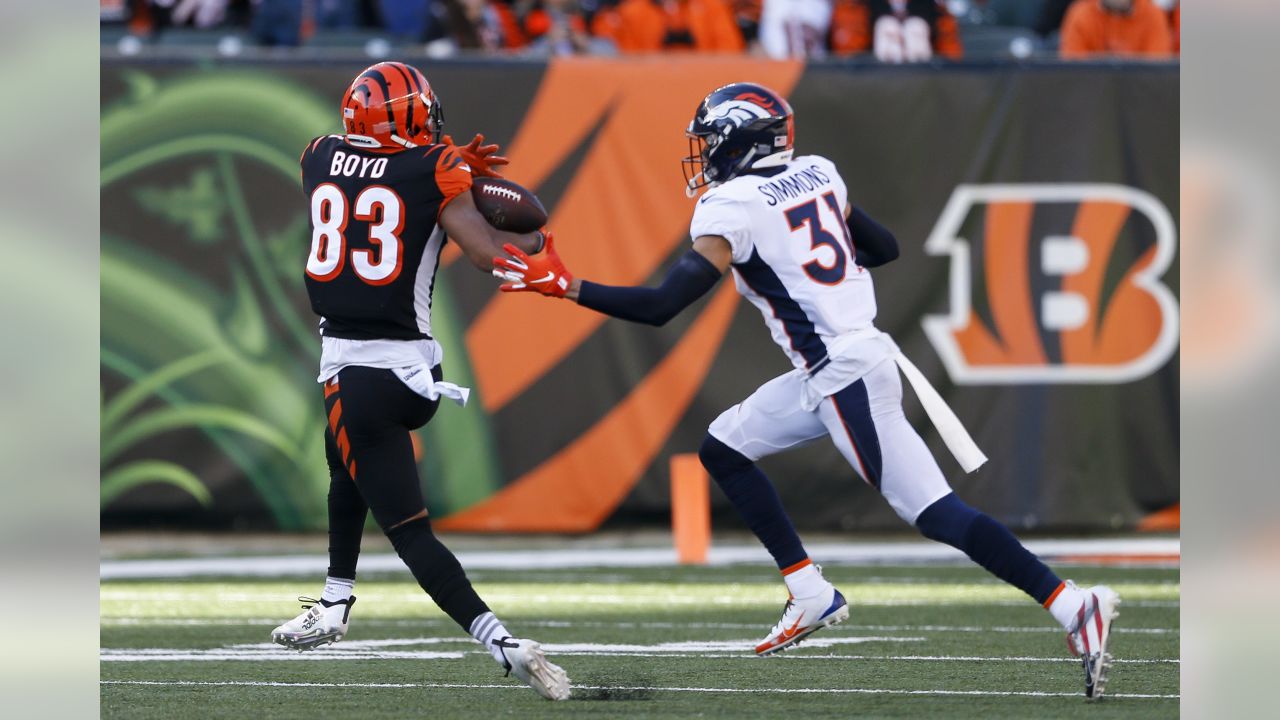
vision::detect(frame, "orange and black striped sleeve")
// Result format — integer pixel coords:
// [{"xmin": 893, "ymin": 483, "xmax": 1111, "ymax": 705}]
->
[
  {"xmin": 299, "ymin": 136, "xmax": 324, "ymax": 185},
  {"xmin": 427, "ymin": 143, "xmax": 474, "ymax": 213}
]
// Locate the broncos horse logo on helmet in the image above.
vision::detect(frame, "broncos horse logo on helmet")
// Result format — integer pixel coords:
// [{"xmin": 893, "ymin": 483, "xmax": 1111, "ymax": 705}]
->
[
  {"xmin": 341, "ymin": 61, "xmax": 444, "ymax": 150},
  {"xmin": 683, "ymin": 82, "xmax": 795, "ymax": 197}
]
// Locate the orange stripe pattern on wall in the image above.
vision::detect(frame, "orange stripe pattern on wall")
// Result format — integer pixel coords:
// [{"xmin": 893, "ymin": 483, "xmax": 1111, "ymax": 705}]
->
[
  {"xmin": 439, "ymin": 283, "xmax": 740, "ymax": 532},
  {"xmin": 466, "ymin": 57, "xmax": 802, "ymax": 413}
]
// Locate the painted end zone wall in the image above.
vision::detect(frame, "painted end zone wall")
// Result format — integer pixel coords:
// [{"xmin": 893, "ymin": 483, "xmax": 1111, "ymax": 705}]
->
[{"xmin": 100, "ymin": 59, "xmax": 1178, "ymax": 533}]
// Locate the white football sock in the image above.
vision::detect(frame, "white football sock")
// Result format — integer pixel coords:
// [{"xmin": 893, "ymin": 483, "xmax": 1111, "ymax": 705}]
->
[
  {"xmin": 1047, "ymin": 580, "xmax": 1088, "ymax": 631},
  {"xmin": 469, "ymin": 611, "xmax": 514, "ymax": 665},
  {"xmin": 321, "ymin": 576, "xmax": 355, "ymax": 604},
  {"xmin": 782, "ymin": 561, "xmax": 830, "ymax": 599}
]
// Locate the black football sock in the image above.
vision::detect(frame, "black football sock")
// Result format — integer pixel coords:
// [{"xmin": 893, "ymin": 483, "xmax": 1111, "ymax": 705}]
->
[
  {"xmin": 326, "ymin": 471, "xmax": 367, "ymax": 582},
  {"xmin": 915, "ymin": 492, "xmax": 1062, "ymax": 604},
  {"xmin": 699, "ymin": 434, "xmax": 809, "ymax": 570},
  {"xmin": 385, "ymin": 515, "xmax": 491, "ymax": 631}
]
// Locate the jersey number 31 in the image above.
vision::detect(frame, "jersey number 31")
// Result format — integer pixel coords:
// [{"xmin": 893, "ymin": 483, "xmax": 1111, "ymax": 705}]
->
[
  {"xmin": 786, "ymin": 192, "xmax": 856, "ymax": 285},
  {"xmin": 306, "ymin": 183, "xmax": 405, "ymax": 285}
]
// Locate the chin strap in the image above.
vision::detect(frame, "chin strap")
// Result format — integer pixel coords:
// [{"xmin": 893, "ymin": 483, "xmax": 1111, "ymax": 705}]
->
[
  {"xmin": 731, "ymin": 147, "xmax": 759, "ymax": 181},
  {"xmin": 685, "ymin": 170, "xmax": 720, "ymax": 198}
]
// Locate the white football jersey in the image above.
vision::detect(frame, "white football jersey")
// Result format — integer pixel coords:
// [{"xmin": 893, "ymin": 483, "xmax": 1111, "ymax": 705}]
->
[{"xmin": 690, "ymin": 155, "xmax": 890, "ymax": 378}]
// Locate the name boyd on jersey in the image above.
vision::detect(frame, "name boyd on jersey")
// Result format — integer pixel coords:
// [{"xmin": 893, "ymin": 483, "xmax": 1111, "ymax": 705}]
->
[{"xmin": 330, "ymin": 149, "xmax": 389, "ymax": 179}]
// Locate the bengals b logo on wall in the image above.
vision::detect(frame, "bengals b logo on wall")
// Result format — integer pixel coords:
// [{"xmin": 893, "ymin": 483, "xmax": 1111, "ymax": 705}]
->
[{"xmin": 923, "ymin": 184, "xmax": 1179, "ymax": 384}]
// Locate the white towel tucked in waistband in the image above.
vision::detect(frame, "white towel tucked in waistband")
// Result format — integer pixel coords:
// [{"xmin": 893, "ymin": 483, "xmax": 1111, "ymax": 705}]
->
[
  {"xmin": 893, "ymin": 352, "xmax": 987, "ymax": 473},
  {"xmin": 800, "ymin": 341, "xmax": 987, "ymax": 473},
  {"xmin": 393, "ymin": 365, "xmax": 470, "ymax": 408}
]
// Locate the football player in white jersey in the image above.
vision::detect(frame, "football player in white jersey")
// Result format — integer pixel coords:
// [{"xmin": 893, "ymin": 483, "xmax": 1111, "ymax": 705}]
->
[{"xmin": 494, "ymin": 82, "xmax": 1120, "ymax": 698}]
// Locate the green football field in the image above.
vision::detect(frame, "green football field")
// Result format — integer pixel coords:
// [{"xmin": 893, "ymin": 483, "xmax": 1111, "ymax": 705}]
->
[{"xmin": 100, "ymin": 563, "xmax": 1178, "ymax": 718}]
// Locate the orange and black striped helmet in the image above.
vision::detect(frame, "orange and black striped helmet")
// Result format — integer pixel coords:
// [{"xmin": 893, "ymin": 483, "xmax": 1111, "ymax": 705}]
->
[{"xmin": 340, "ymin": 62, "xmax": 443, "ymax": 150}]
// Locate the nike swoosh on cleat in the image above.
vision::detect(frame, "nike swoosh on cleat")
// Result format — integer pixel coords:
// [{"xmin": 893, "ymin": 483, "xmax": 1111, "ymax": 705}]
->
[
  {"xmin": 778, "ymin": 614, "xmax": 807, "ymax": 641},
  {"xmin": 757, "ymin": 613, "xmax": 809, "ymax": 653}
]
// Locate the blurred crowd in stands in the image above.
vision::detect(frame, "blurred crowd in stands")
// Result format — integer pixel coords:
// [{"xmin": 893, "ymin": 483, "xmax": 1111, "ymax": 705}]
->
[{"xmin": 101, "ymin": 0, "xmax": 1180, "ymax": 61}]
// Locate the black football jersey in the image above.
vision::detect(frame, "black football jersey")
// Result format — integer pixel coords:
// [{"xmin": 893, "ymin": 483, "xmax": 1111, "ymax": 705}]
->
[{"xmin": 300, "ymin": 134, "xmax": 472, "ymax": 341}]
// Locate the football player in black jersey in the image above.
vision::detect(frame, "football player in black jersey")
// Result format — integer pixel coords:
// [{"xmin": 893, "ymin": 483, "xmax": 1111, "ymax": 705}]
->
[{"xmin": 270, "ymin": 61, "xmax": 570, "ymax": 701}]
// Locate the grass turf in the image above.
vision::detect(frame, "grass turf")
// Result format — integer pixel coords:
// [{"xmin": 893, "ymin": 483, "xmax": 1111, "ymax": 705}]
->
[{"xmin": 100, "ymin": 563, "xmax": 1178, "ymax": 718}]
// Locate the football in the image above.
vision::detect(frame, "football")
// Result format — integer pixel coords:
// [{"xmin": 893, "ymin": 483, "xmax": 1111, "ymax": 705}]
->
[{"xmin": 471, "ymin": 177, "xmax": 547, "ymax": 233}]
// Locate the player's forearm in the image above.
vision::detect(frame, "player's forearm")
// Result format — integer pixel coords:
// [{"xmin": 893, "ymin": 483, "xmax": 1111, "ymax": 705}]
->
[
  {"xmin": 848, "ymin": 207, "xmax": 899, "ymax": 268},
  {"xmin": 500, "ymin": 228, "xmax": 546, "ymax": 257},
  {"xmin": 573, "ymin": 251, "xmax": 722, "ymax": 326},
  {"xmin": 440, "ymin": 189, "xmax": 544, "ymax": 271},
  {"xmin": 460, "ymin": 229, "xmax": 543, "ymax": 271}
]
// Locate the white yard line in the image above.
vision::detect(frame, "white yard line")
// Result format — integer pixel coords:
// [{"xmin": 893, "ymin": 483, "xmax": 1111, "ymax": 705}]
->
[
  {"xmin": 99, "ymin": 633, "xmax": 1177, "ymax": 664},
  {"xmin": 99, "ymin": 650, "xmax": 1177, "ymax": 664},
  {"xmin": 99, "ymin": 679, "xmax": 1179, "ymax": 699},
  {"xmin": 100, "ymin": 651, "xmax": 467, "ymax": 662},
  {"xmin": 532, "ymin": 637, "xmax": 927, "ymax": 653},
  {"xmin": 103, "ymin": 680, "xmax": 424, "ymax": 688},
  {"xmin": 100, "ymin": 636, "xmax": 925, "ymax": 662},
  {"xmin": 545, "ymin": 653, "xmax": 1176, "ymax": 664},
  {"xmin": 100, "ymin": 538, "xmax": 1180, "ymax": 579}
]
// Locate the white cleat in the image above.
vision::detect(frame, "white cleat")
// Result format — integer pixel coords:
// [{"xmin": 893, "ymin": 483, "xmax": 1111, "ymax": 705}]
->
[
  {"xmin": 755, "ymin": 585, "xmax": 849, "ymax": 656},
  {"xmin": 270, "ymin": 596, "xmax": 356, "ymax": 651},
  {"xmin": 494, "ymin": 637, "xmax": 571, "ymax": 701},
  {"xmin": 1065, "ymin": 584, "xmax": 1121, "ymax": 699}
]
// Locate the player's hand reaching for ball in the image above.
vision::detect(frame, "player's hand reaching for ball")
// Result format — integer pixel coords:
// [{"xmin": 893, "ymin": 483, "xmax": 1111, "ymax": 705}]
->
[
  {"xmin": 442, "ymin": 133, "xmax": 509, "ymax": 178},
  {"xmin": 492, "ymin": 232, "xmax": 577, "ymax": 299}
]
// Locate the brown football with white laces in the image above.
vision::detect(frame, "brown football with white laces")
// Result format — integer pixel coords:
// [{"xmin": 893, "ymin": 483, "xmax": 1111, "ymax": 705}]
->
[{"xmin": 471, "ymin": 177, "xmax": 547, "ymax": 234}]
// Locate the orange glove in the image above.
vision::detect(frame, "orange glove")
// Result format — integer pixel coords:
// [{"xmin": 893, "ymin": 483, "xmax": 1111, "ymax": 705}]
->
[
  {"xmin": 442, "ymin": 133, "xmax": 509, "ymax": 178},
  {"xmin": 491, "ymin": 232, "xmax": 574, "ymax": 298}
]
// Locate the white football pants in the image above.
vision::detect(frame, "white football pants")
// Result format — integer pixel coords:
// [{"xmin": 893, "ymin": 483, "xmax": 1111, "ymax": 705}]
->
[{"xmin": 707, "ymin": 357, "xmax": 953, "ymax": 524}]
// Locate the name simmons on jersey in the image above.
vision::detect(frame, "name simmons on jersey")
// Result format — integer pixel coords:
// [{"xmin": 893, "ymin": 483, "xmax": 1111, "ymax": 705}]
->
[{"xmin": 756, "ymin": 164, "xmax": 832, "ymax": 206}]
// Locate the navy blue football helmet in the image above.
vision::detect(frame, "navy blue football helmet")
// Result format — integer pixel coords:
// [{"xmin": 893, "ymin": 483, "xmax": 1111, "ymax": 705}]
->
[{"xmin": 682, "ymin": 82, "xmax": 795, "ymax": 196}]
